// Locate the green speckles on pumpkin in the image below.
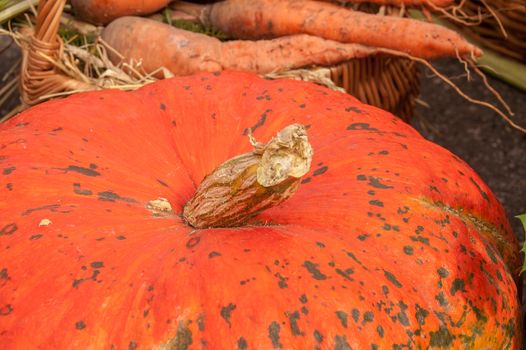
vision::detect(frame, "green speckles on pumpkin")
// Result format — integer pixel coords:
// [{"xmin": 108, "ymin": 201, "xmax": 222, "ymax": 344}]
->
[
  {"xmin": 0, "ymin": 268, "xmax": 8, "ymax": 282},
  {"xmin": 163, "ymin": 321, "xmax": 193, "ymax": 350},
  {"xmin": 357, "ymin": 233, "xmax": 370, "ymax": 241},
  {"xmin": 396, "ymin": 302, "xmax": 409, "ymax": 326},
  {"xmin": 286, "ymin": 310, "xmax": 304, "ymax": 336},
  {"xmin": 469, "ymin": 177, "xmax": 490, "ymax": 202},
  {"xmin": 369, "ymin": 200, "xmax": 384, "ymax": 207},
  {"xmin": 362, "ymin": 311, "xmax": 374, "ymax": 326},
  {"xmin": 315, "ymin": 241, "xmax": 325, "ymax": 248},
  {"xmin": 435, "ymin": 292, "xmax": 448, "ymax": 307},
  {"xmin": 347, "ymin": 122, "xmax": 376, "ymax": 131},
  {"xmin": 500, "ymin": 318, "xmax": 516, "ymax": 347},
  {"xmin": 496, "ymin": 270, "xmax": 503, "ymax": 281},
  {"xmin": 367, "ymin": 176, "xmax": 393, "ymax": 189},
  {"xmin": 376, "ymin": 325, "xmax": 385, "ymax": 338},
  {"xmin": 142, "ymin": 308, "xmax": 150, "ymax": 318},
  {"xmin": 384, "ymin": 270, "xmax": 402, "ymax": 288},
  {"xmin": 335, "ymin": 268, "xmax": 354, "ymax": 282},
  {"xmin": 312, "ymin": 166, "xmax": 328, "ymax": 176},
  {"xmin": 274, "ymin": 272, "xmax": 289, "ymax": 289},
  {"xmin": 380, "ymin": 286, "xmax": 389, "ymax": 297},
  {"xmin": 98, "ymin": 190, "xmax": 137, "ymax": 203},
  {"xmin": 243, "ymin": 108, "xmax": 271, "ymax": 135},
  {"xmin": 197, "ymin": 313, "xmax": 205, "ymax": 331},
  {"xmin": 57, "ymin": 165, "xmax": 100, "ymax": 177},
  {"xmin": 21, "ymin": 204, "xmax": 63, "ymax": 217},
  {"xmin": 429, "ymin": 185, "xmax": 441, "ymax": 193},
  {"xmin": 237, "ymin": 337, "xmax": 248, "ymax": 350},
  {"xmin": 90, "ymin": 261, "xmax": 104, "ymax": 269},
  {"xmin": 208, "ymin": 251, "xmax": 221, "ymax": 258},
  {"xmin": 73, "ymin": 183, "xmax": 93, "ymax": 196},
  {"xmin": 434, "ymin": 215, "xmax": 450, "ymax": 228},
  {"xmin": 415, "ymin": 304, "xmax": 429, "ymax": 326},
  {"xmin": 268, "ymin": 321, "xmax": 282, "ymax": 349},
  {"xmin": 485, "ymin": 245, "xmax": 498, "ymax": 264},
  {"xmin": 344, "ymin": 250, "xmax": 368, "ymax": 270},
  {"xmin": 403, "ymin": 246, "xmax": 414, "ymax": 255},
  {"xmin": 437, "ymin": 267, "xmax": 449, "ymax": 278},
  {"xmin": 384, "ymin": 224, "xmax": 400, "ymax": 232},
  {"xmin": 450, "ymin": 278, "xmax": 466, "ymax": 296},
  {"xmin": 351, "ymin": 308, "xmax": 360, "ymax": 323},
  {"xmin": 410, "ymin": 235, "xmax": 430, "ymax": 245},
  {"xmin": 313, "ymin": 329, "xmax": 323, "ymax": 343},
  {"xmin": 334, "ymin": 335, "xmax": 352, "ymax": 350},
  {"xmin": 2, "ymin": 166, "xmax": 16, "ymax": 175},
  {"xmin": 301, "ymin": 306, "xmax": 309, "ymax": 315},
  {"xmin": 429, "ymin": 325, "xmax": 454, "ymax": 347},
  {"xmin": 220, "ymin": 303, "xmax": 236, "ymax": 327},
  {"xmin": 303, "ymin": 261, "xmax": 327, "ymax": 280},
  {"xmin": 0, "ymin": 223, "xmax": 17, "ymax": 236},
  {"xmin": 469, "ymin": 302, "xmax": 488, "ymax": 324},
  {"xmin": 397, "ymin": 206, "xmax": 410, "ymax": 215},
  {"xmin": 336, "ymin": 310, "xmax": 348, "ymax": 328},
  {"xmin": 186, "ymin": 236, "xmax": 201, "ymax": 249}
]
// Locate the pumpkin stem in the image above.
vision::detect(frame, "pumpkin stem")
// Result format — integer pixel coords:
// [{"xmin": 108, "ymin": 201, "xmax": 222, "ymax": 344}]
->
[{"xmin": 183, "ymin": 124, "xmax": 313, "ymax": 228}]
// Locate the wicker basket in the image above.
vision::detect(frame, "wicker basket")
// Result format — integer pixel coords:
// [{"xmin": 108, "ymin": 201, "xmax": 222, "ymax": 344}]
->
[
  {"xmin": 20, "ymin": 0, "xmax": 93, "ymax": 106},
  {"xmin": 453, "ymin": 0, "xmax": 526, "ymax": 62},
  {"xmin": 19, "ymin": 0, "xmax": 420, "ymax": 121},
  {"xmin": 330, "ymin": 57, "xmax": 420, "ymax": 120}
]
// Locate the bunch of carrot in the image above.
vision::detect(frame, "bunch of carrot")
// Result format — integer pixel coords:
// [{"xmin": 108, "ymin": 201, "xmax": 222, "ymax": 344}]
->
[{"xmin": 71, "ymin": 0, "xmax": 481, "ymax": 76}]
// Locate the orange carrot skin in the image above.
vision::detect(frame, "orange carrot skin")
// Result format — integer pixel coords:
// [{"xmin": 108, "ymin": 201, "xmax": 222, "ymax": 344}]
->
[
  {"xmin": 197, "ymin": 0, "xmax": 480, "ymax": 59},
  {"xmin": 221, "ymin": 35, "xmax": 375, "ymax": 73},
  {"xmin": 326, "ymin": 0, "xmax": 454, "ymax": 7},
  {"xmin": 101, "ymin": 16, "xmax": 375, "ymax": 75},
  {"xmin": 71, "ymin": 0, "xmax": 170, "ymax": 25}
]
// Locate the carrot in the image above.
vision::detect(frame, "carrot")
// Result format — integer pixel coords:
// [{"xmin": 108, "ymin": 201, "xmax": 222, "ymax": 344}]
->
[
  {"xmin": 173, "ymin": 0, "xmax": 481, "ymax": 59},
  {"xmin": 323, "ymin": 0, "xmax": 454, "ymax": 7},
  {"xmin": 101, "ymin": 16, "xmax": 376, "ymax": 76},
  {"xmin": 71, "ymin": 0, "xmax": 170, "ymax": 25}
]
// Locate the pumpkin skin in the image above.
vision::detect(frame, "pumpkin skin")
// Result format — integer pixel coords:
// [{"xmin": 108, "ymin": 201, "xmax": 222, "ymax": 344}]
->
[{"xmin": 0, "ymin": 71, "xmax": 521, "ymax": 349}]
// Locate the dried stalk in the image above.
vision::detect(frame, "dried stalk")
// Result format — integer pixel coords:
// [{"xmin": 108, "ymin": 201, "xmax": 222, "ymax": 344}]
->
[
  {"xmin": 0, "ymin": 0, "xmax": 38, "ymax": 24},
  {"xmin": 183, "ymin": 124, "xmax": 313, "ymax": 228}
]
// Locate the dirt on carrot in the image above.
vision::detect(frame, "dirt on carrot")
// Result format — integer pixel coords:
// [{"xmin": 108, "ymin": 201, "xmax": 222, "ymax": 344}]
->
[
  {"xmin": 101, "ymin": 16, "xmax": 377, "ymax": 76},
  {"xmin": 173, "ymin": 0, "xmax": 481, "ymax": 59}
]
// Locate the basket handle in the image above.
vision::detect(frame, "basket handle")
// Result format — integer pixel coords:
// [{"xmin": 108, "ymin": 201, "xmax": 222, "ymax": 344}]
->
[{"xmin": 20, "ymin": 0, "xmax": 94, "ymax": 106}]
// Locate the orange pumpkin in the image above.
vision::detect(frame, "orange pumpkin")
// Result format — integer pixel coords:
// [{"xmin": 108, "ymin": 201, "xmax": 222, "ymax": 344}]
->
[{"xmin": 0, "ymin": 71, "xmax": 521, "ymax": 349}]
